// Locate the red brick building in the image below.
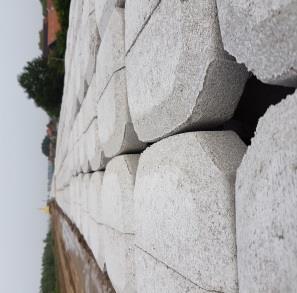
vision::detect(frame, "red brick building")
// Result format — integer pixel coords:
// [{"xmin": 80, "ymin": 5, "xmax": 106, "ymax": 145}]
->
[
  {"xmin": 47, "ymin": 0, "xmax": 61, "ymax": 47},
  {"xmin": 40, "ymin": 0, "xmax": 61, "ymax": 56}
]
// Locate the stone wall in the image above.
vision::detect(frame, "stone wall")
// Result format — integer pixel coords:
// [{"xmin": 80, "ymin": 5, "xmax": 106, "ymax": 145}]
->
[{"xmin": 52, "ymin": 0, "xmax": 297, "ymax": 292}]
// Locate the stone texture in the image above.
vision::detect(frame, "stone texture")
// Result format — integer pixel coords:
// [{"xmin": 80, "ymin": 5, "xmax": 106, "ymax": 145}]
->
[
  {"xmin": 125, "ymin": 0, "xmax": 160, "ymax": 53},
  {"xmin": 82, "ymin": 77, "xmax": 98, "ymax": 133},
  {"xmin": 126, "ymin": 0, "xmax": 248, "ymax": 142},
  {"xmin": 78, "ymin": 134, "xmax": 90, "ymax": 173},
  {"xmin": 86, "ymin": 119, "xmax": 108, "ymax": 171},
  {"xmin": 101, "ymin": 155, "xmax": 139, "ymax": 234},
  {"xmin": 104, "ymin": 227, "xmax": 136, "ymax": 293},
  {"xmin": 74, "ymin": 33, "xmax": 88, "ymax": 104},
  {"xmin": 236, "ymin": 91, "xmax": 297, "ymax": 293},
  {"xmin": 88, "ymin": 217, "xmax": 105, "ymax": 272},
  {"xmin": 81, "ymin": 11, "xmax": 100, "ymax": 86},
  {"xmin": 135, "ymin": 131, "xmax": 247, "ymax": 292},
  {"xmin": 81, "ymin": 173, "xmax": 91, "ymax": 213},
  {"xmin": 88, "ymin": 171, "xmax": 104, "ymax": 224},
  {"xmin": 97, "ymin": 69, "xmax": 146, "ymax": 158},
  {"xmin": 96, "ymin": 8, "xmax": 125, "ymax": 100},
  {"xmin": 95, "ymin": 0, "xmax": 125, "ymax": 39},
  {"xmin": 135, "ymin": 248, "xmax": 208, "ymax": 293},
  {"xmin": 81, "ymin": 210, "xmax": 90, "ymax": 242},
  {"xmin": 217, "ymin": 0, "xmax": 297, "ymax": 87}
]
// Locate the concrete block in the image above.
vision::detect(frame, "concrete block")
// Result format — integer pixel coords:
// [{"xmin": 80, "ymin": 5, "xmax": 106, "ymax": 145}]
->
[
  {"xmin": 86, "ymin": 119, "xmax": 108, "ymax": 171},
  {"xmin": 81, "ymin": 210, "xmax": 90, "ymax": 241},
  {"xmin": 78, "ymin": 135, "xmax": 90, "ymax": 173},
  {"xmin": 81, "ymin": 11, "xmax": 100, "ymax": 86},
  {"xmin": 96, "ymin": 8, "xmax": 125, "ymax": 100},
  {"xmin": 97, "ymin": 69, "xmax": 146, "ymax": 158},
  {"xmin": 101, "ymin": 155, "xmax": 139, "ymax": 234},
  {"xmin": 88, "ymin": 171, "xmax": 104, "ymax": 223},
  {"xmin": 82, "ymin": 77, "xmax": 98, "ymax": 132},
  {"xmin": 89, "ymin": 218, "xmax": 106, "ymax": 272},
  {"xmin": 217, "ymin": 0, "xmax": 297, "ymax": 87},
  {"xmin": 236, "ymin": 91, "xmax": 297, "ymax": 292},
  {"xmin": 95, "ymin": 0, "xmax": 125, "ymax": 39},
  {"xmin": 125, "ymin": 0, "xmax": 160, "ymax": 53},
  {"xmin": 135, "ymin": 131, "xmax": 246, "ymax": 292},
  {"xmin": 126, "ymin": 0, "xmax": 248, "ymax": 142},
  {"xmin": 82, "ymin": 173, "xmax": 91, "ymax": 213},
  {"xmin": 104, "ymin": 227, "xmax": 135, "ymax": 293},
  {"xmin": 73, "ymin": 37, "xmax": 87, "ymax": 104},
  {"xmin": 135, "ymin": 248, "xmax": 208, "ymax": 293},
  {"xmin": 74, "ymin": 142, "xmax": 80, "ymax": 174}
]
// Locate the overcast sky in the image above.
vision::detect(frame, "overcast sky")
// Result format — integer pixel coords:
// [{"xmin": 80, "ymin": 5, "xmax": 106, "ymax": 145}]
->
[{"xmin": 0, "ymin": 1, "xmax": 50, "ymax": 292}]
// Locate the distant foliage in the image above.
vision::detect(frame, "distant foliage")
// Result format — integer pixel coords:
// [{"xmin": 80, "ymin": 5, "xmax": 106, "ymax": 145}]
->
[
  {"xmin": 42, "ymin": 136, "xmax": 51, "ymax": 157},
  {"xmin": 53, "ymin": 0, "xmax": 71, "ymax": 60},
  {"xmin": 40, "ymin": 227, "xmax": 60, "ymax": 293},
  {"xmin": 18, "ymin": 57, "xmax": 63, "ymax": 117},
  {"xmin": 18, "ymin": 0, "xmax": 71, "ymax": 117},
  {"xmin": 39, "ymin": 0, "xmax": 47, "ymax": 16}
]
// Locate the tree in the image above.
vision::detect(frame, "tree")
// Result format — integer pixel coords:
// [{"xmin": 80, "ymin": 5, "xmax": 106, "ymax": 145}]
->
[
  {"xmin": 18, "ymin": 57, "xmax": 63, "ymax": 117},
  {"xmin": 40, "ymin": 227, "xmax": 60, "ymax": 293},
  {"xmin": 42, "ymin": 136, "xmax": 51, "ymax": 157}
]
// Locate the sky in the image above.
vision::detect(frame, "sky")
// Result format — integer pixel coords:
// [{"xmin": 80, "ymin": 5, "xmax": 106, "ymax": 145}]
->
[{"xmin": 0, "ymin": 1, "xmax": 50, "ymax": 292}]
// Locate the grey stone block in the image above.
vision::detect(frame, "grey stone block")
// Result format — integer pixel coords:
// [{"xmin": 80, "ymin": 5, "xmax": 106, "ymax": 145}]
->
[
  {"xmin": 101, "ymin": 154, "xmax": 139, "ymax": 234},
  {"xmin": 95, "ymin": 0, "xmax": 125, "ymax": 39},
  {"xmin": 97, "ymin": 69, "xmax": 146, "ymax": 158},
  {"xmin": 78, "ymin": 135, "xmax": 90, "ymax": 173},
  {"xmin": 96, "ymin": 8, "xmax": 125, "ymax": 100},
  {"xmin": 236, "ymin": 91, "xmax": 297, "ymax": 293},
  {"xmin": 86, "ymin": 119, "xmax": 108, "ymax": 171},
  {"xmin": 125, "ymin": 0, "xmax": 160, "ymax": 53},
  {"xmin": 135, "ymin": 248, "xmax": 208, "ymax": 293},
  {"xmin": 82, "ymin": 173, "xmax": 91, "ymax": 213},
  {"xmin": 135, "ymin": 131, "xmax": 246, "ymax": 292},
  {"xmin": 73, "ymin": 36, "xmax": 87, "ymax": 104},
  {"xmin": 88, "ymin": 171, "xmax": 104, "ymax": 224},
  {"xmin": 82, "ymin": 77, "xmax": 98, "ymax": 133},
  {"xmin": 104, "ymin": 227, "xmax": 136, "ymax": 293},
  {"xmin": 81, "ymin": 210, "xmax": 90, "ymax": 241},
  {"xmin": 81, "ymin": 11, "xmax": 100, "ymax": 86},
  {"xmin": 126, "ymin": 0, "xmax": 248, "ymax": 142},
  {"xmin": 88, "ymin": 217, "xmax": 105, "ymax": 272},
  {"xmin": 217, "ymin": 0, "xmax": 297, "ymax": 87}
]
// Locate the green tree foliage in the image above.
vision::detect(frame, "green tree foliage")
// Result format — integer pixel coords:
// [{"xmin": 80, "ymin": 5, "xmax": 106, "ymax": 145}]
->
[
  {"xmin": 42, "ymin": 136, "xmax": 51, "ymax": 157},
  {"xmin": 18, "ymin": 0, "xmax": 71, "ymax": 117},
  {"xmin": 52, "ymin": 0, "xmax": 71, "ymax": 60},
  {"xmin": 40, "ymin": 227, "xmax": 60, "ymax": 293},
  {"xmin": 18, "ymin": 57, "xmax": 63, "ymax": 117},
  {"xmin": 39, "ymin": 0, "xmax": 47, "ymax": 16}
]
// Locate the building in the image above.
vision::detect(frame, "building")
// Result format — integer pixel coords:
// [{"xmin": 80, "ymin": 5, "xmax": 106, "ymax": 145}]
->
[{"xmin": 39, "ymin": 0, "xmax": 61, "ymax": 57}]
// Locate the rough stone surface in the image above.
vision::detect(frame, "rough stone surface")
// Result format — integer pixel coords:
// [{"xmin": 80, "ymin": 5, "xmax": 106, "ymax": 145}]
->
[
  {"xmin": 126, "ymin": 0, "xmax": 249, "ymax": 142},
  {"xmin": 97, "ymin": 69, "xmax": 146, "ymax": 158},
  {"xmin": 86, "ymin": 119, "xmax": 108, "ymax": 171},
  {"xmin": 125, "ymin": 0, "xmax": 160, "ymax": 53},
  {"xmin": 78, "ymin": 134, "xmax": 90, "ymax": 173},
  {"xmin": 96, "ymin": 8, "xmax": 125, "ymax": 100},
  {"xmin": 88, "ymin": 171, "xmax": 104, "ymax": 224},
  {"xmin": 104, "ymin": 227, "xmax": 136, "ymax": 293},
  {"xmin": 135, "ymin": 131, "xmax": 247, "ymax": 292},
  {"xmin": 95, "ymin": 0, "xmax": 125, "ymax": 39},
  {"xmin": 236, "ymin": 91, "xmax": 297, "ymax": 293},
  {"xmin": 101, "ymin": 155, "xmax": 139, "ymax": 234},
  {"xmin": 88, "ymin": 217, "xmax": 106, "ymax": 272},
  {"xmin": 81, "ymin": 11, "xmax": 100, "ymax": 86},
  {"xmin": 217, "ymin": 0, "xmax": 297, "ymax": 87},
  {"xmin": 82, "ymin": 77, "xmax": 98, "ymax": 132},
  {"xmin": 81, "ymin": 210, "xmax": 90, "ymax": 242},
  {"xmin": 135, "ymin": 248, "xmax": 207, "ymax": 293}
]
